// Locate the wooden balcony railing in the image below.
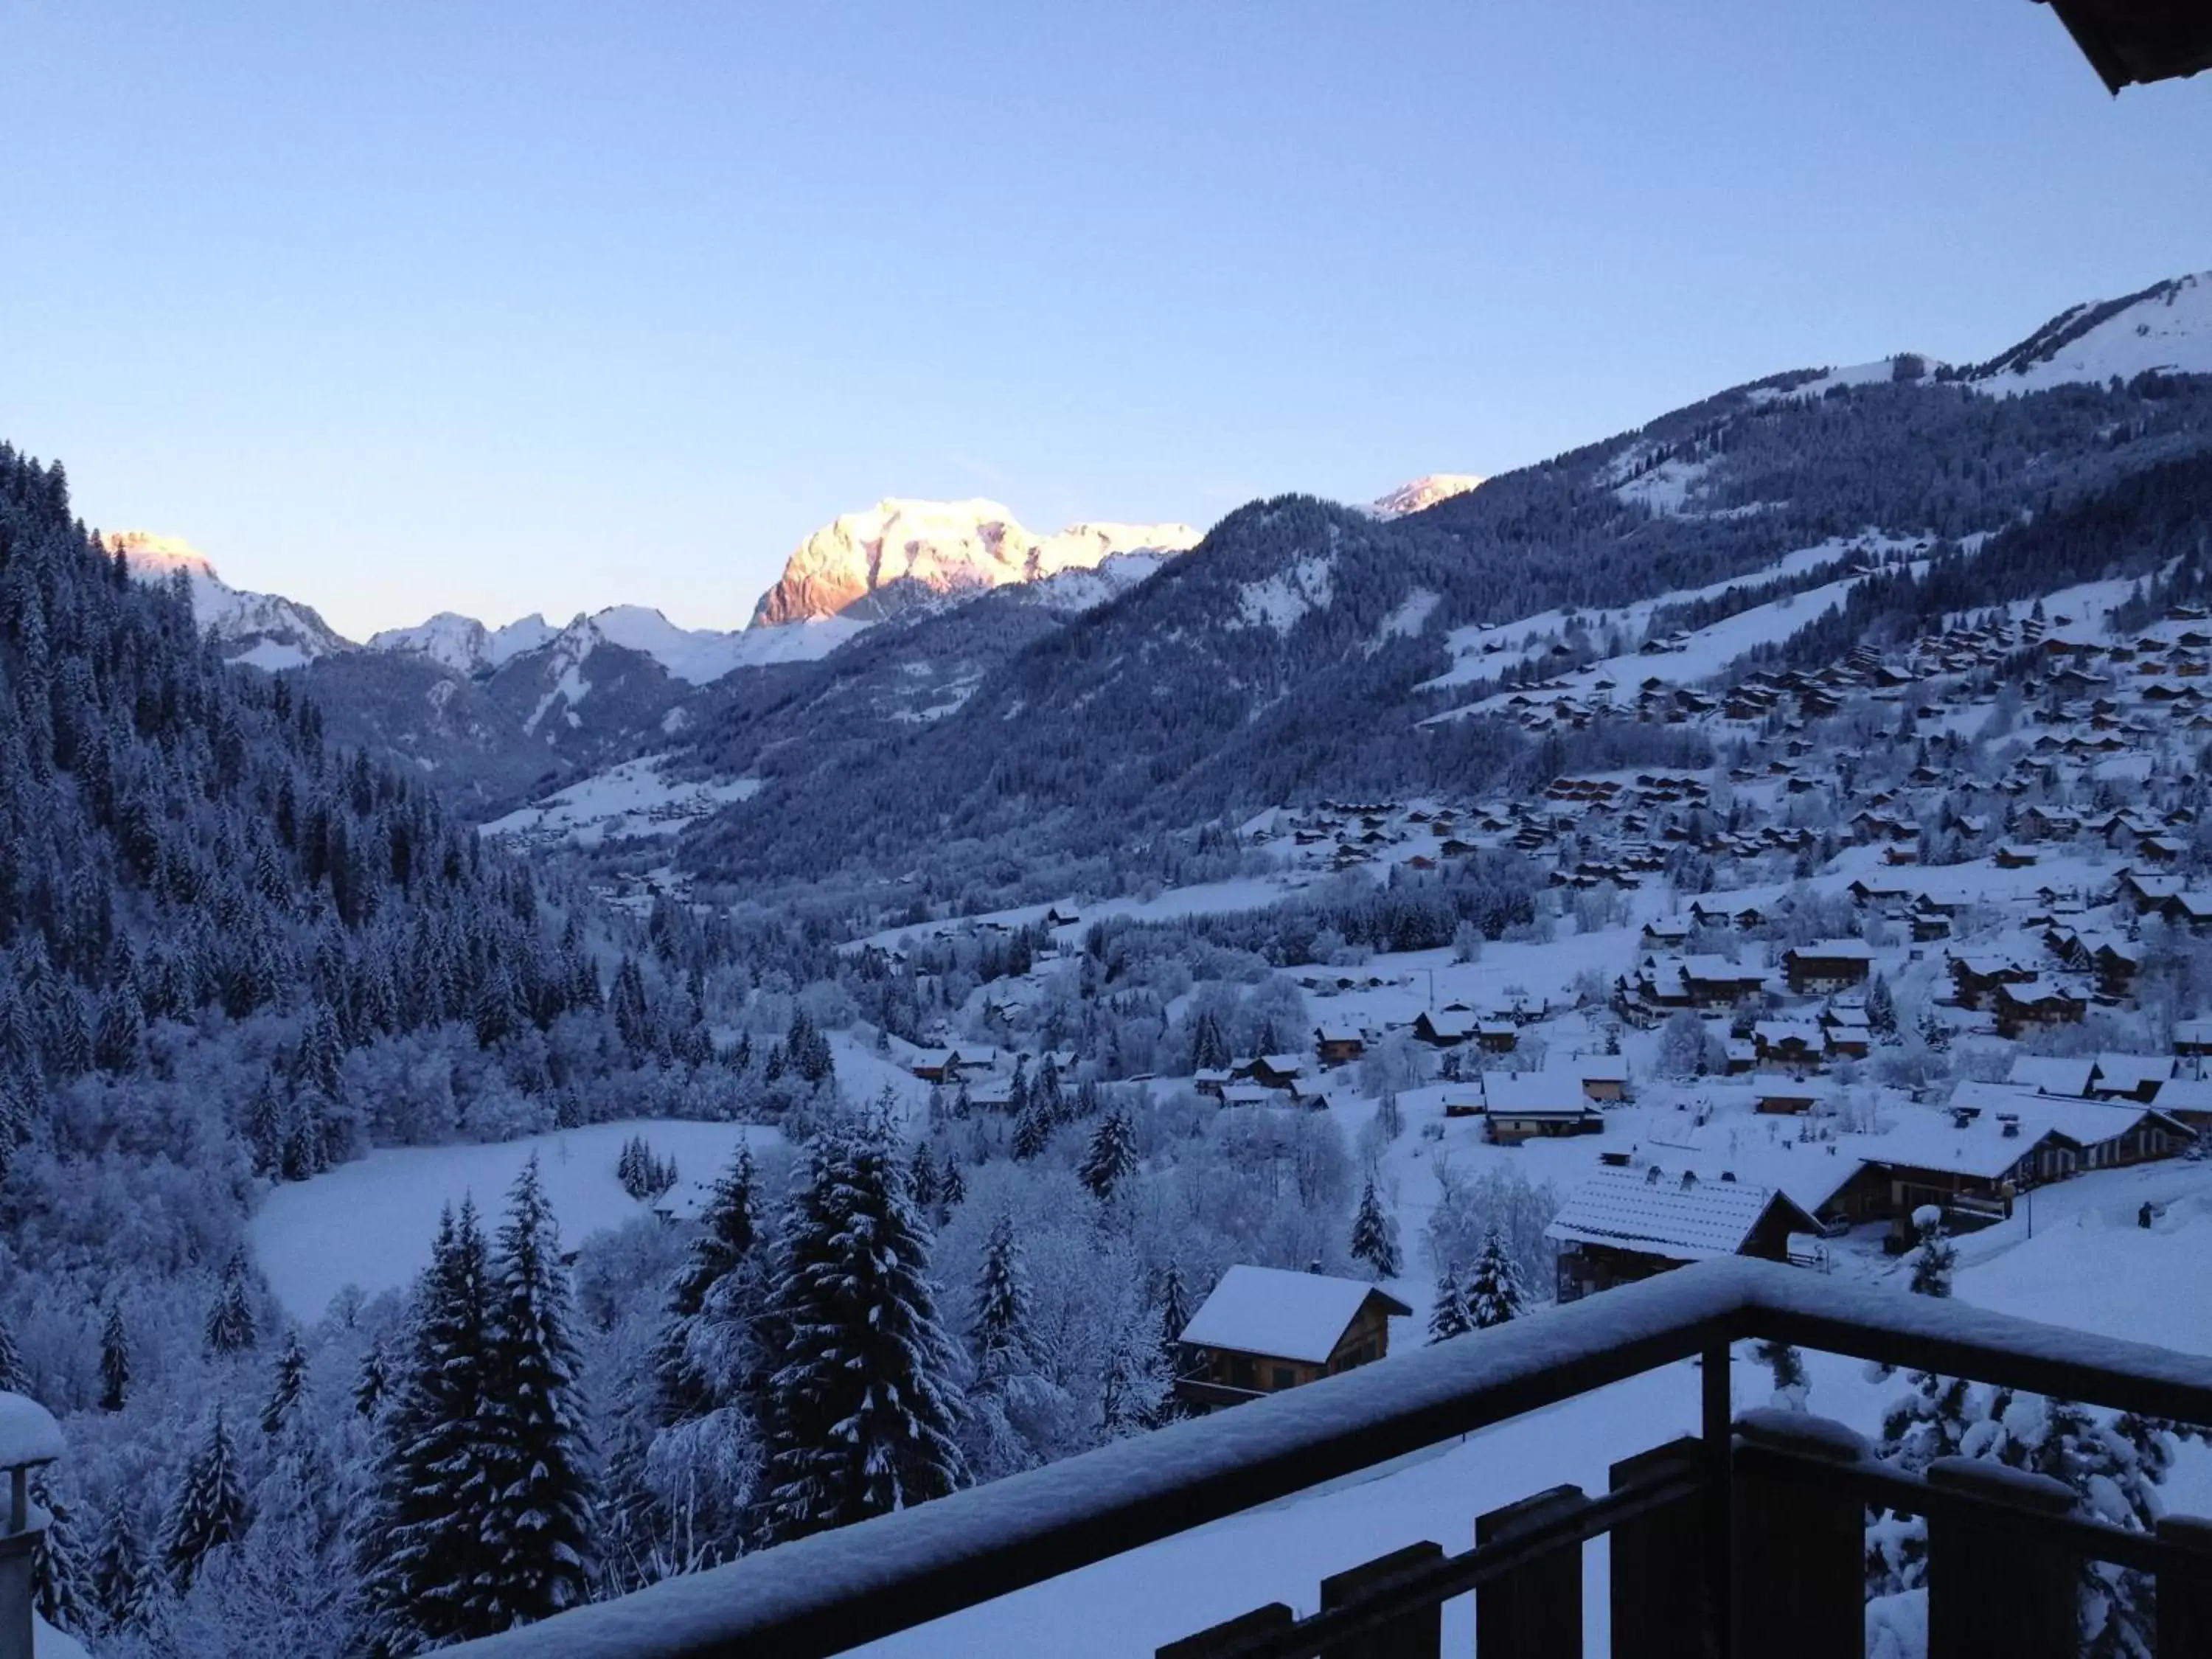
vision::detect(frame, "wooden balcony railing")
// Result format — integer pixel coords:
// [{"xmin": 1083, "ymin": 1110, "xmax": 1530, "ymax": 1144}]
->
[{"xmin": 446, "ymin": 1257, "xmax": 2212, "ymax": 1658}]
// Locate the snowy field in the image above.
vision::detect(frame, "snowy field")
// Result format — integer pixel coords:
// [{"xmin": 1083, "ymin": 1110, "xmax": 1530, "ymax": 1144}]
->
[
  {"xmin": 248, "ymin": 1119, "xmax": 784, "ymax": 1320},
  {"xmin": 481, "ymin": 754, "xmax": 762, "ymax": 846}
]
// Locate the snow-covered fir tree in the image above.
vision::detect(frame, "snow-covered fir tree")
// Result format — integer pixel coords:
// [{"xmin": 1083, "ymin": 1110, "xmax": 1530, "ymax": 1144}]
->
[
  {"xmin": 99, "ymin": 1304, "xmax": 130, "ymax": 1412},
  {"xmin": 1079, "ymin": 1107, "xmax": 1138, "ymax": 1201},
  {"xmin": 1427, "ymin": 1262, "xmax": 1471, "ymax": 1343},
  {"xmin": 473, "ymin": 1155, "xmax": 597, "ymax": 1630},
  {"xmin": 1462, "ymin": 1227, "xmax": 1527, "ymax": 1329},
  {"xmin": 353, "ymin": 1342, "xmax": 388, "ymax": 1419},
  {"xmin": 1349, "ymin": 1179, "xmax": 1403, "ymax": 1279},
  {"xmin": 758, "ymin": 1113, "xmax": 969, "ymax": 1545},
  {"xmin": 205, "ymin": 1251, "xmax": 258, "ymax": 1354},
  {"xmin": 91, "ymin": 1504, "xmax": 147, "ymax": 1635},
  {"xmin": 163, "ymin": 1408, "xmax": 248, "ymax": 1592},
  {"xmin": 262, "ymin": 1329, "xmax": 307, "ymax": 1438},
  {"xmin": 655, "ymin": 1144, "xmax": 757, "ymax": 1426},
  {"xmin": 358, "ymin": 1200, "xmax": 495, "ymax": 1654}
]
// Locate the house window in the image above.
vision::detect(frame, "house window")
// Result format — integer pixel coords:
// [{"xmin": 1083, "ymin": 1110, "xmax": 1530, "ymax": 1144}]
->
[
  {"xmin": 1229, "ymin": 1355, "xmax": 1255, "ymax": 1389},
  {"xmin": 1271, "ymin": 1367, "xmax": 1296, "ymax": 1391}
]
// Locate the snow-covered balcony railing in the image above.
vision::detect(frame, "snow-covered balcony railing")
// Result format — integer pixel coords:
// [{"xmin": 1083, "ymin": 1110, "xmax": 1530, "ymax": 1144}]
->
[{"xmin": 445, "ymin": 1257, "xmax": 2212, "ymax": 1659}]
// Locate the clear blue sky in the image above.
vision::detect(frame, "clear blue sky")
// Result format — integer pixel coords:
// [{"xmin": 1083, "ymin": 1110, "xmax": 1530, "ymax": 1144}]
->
[{"xmin": 2, "ymin": 1, "xmax": 2207, "ymax": 637}]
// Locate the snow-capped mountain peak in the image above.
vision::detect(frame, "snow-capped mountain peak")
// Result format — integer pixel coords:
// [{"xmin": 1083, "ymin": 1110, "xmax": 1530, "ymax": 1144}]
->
[
  {"xmin": 105, "ymin": 529, "xmax": 218, "ymax": 579},
  {"xmin": 369, "ymin": 611, "xmax": 555, "ymax": 676},
  {"xmin": 1368, "ymin": 474, "xmax": 1484, "ymax": 518},
  {"xmin": 102, "ymin": 530, "xmax": 352, "ymax": 669},
  {"xmin": 749, "ymin": 498, "xmax": 1200, "ymax": 626}
]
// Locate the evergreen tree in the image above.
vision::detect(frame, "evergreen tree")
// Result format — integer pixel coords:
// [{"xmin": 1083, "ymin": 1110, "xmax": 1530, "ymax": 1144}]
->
[
  {"xmin": 939, "ymin": 1154, "xmax": 967, "ymax": 1209},
  {"xmin": 353, "ymin": 1340, "xmax": 388, "ymax": 1419},
  {"xmin": 473, "ymin": 1156, "xmax": 597, "ymax": 1630},
  {"xmin": 1010, "ymin": 1093, "xmax": 1053, "ymax": 1161},
  {"xmin": 1866, "ymin": 973, "xmax": 1898, "ymax": 1037},
  {"xmin": 205, "ymin": 1250, "xmax": 258, "ymax": 1354},
  {"xmin": 1349, "ymin": 1179, "xmax": 1403, "ymax": 1279},
  {"xmin": 31, "ymin": 1480, "xmax": 88, "ymax": 1638},
  {"xmin": 262, "ymin": 1328, "xmax": 307, "ymax": 1437},
  {"xmin": 1078, "ymin": 1107, "xmax": 1138, "ymax": 1200},
  {"xmin": 1462, "ymin": 1227, "xmax": 1527, "ymax": 1329},
  {"xmin": 758, "ymin": 1116, "xmax": 968, "ymax": 1544},
  {"xmin": 1907, "ymin": 1206, "xmax": 1957, "ymax": 1298},
  {"xmin": 968, "ymin": 1214, "xmax": 1040, "ymax": 1388},
  {"xmin": 656, "ymin": 1145, "xmax": 757, "ymax": 1427},
  {"xmin": 91, "ymin": 1505, "xmax": 146, "ymax": 1633},
  {"xmin": 1427, "ymin": 1262, "xmax": 1471, "ymax": 1343},
  {"xmin": 1190, "ymin": 1009, "xmax": 1230, "ymax": 1073},
  {"xmin": 0, "ymin": 1310, "xmax": 20, "ymax": 1391},
  {"xmin": 163, "ymin": 1408, "xmax": 248, "ymax": 1591},
  {"xmin": 98, "ymin": 1304, "xmax": 130, "ymax": 1412},
  {"xmin": 1156, "ymin": 1264, "xmax": 1192, "ymax": 1370},
  {"xmin": 358, "ymin": 1201, "xmax": 495, "ymax": 1654}
]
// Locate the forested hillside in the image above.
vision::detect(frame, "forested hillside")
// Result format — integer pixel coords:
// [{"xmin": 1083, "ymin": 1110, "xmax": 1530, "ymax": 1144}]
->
[{"xmin": 680, "ymin": 369, "xmax": 2212, "ymax": 901}]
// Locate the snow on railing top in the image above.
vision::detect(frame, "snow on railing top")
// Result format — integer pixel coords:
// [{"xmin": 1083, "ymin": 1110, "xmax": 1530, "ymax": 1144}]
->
[
  {"xmin": 0, "ymin": 1394, "xmax": 62, "ymax": 1476},
  {"xmin": 445, "ymin": 1257, "xmax": 2212, "ymax": 1659}
]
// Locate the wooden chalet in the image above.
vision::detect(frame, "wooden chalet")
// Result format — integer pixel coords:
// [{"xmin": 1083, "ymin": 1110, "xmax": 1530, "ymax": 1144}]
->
[
  {"xmin": 1545, "ymin": 1169, "xmax": 1818, "ymax": 1303},
  {"xmin": 1782, "ymin": 941, "xmax": 1874, "ymax": 996},
  {"xmin": 1481, "ymin": 1071, "xmax": 1604, "ymax": 1144},
  {"xmin": 1313, "ymin": 1024, "xmax": 1366, "ymax": 1067},
  {"xmin": 1175, "ymin": 1266, "xmax": 1412, "ymax": 1411}
]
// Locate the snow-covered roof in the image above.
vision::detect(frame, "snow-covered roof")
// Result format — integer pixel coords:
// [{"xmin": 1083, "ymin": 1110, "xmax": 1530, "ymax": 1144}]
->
[
  {"xmin": 1544, "ymin": 1169, "xmax": 1807, "ymax": 1262},
  {"xmin": 1481, "ymin": 1071, "xmax": 1594, "ymax": 1113},
  {"xmin": 2006, "ymin": 1055, "xmax": 2096, "ymax": 1097},
  {"xmin": 1179, "ymin": 1266, "xmax": 1410, "ymax": 1365},
  {"xmin": 1787, "ymin": 939, "xmax": 1874, "ymax": 961},
  {"xmin": 0, "ymin": 1391, "xmax": 64, "ymax": 1468},
  {"xmin": 2094, "ymin": 1053, "xmax": 2175, "ymax": 1093}
]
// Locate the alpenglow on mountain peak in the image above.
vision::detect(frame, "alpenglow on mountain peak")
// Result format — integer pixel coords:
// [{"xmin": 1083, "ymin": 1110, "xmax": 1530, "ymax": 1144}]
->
[{"xmin": 748, "ymin": 496, "xmax": 1201, "ymax": 626}]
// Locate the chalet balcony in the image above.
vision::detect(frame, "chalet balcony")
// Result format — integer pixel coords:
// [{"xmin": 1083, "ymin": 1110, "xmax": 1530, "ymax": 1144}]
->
[{"xmin": 445, "ymin": 1258, "xmax": 2212, "ymax": 1659}]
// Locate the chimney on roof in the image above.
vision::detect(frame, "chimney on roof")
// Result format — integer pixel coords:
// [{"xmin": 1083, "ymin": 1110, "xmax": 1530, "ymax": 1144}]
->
[
  {"xmin": 1646, "ymin": 1166, "xmax": 1663, "ymax": 1185},
  {"xmin": 1719, "ymin": 1170, "xmax": 1737, "ymax": 1183},
  {"xmin": 1680, "ymin": 1171, "xmax": 1699, "ymax": 1191}
]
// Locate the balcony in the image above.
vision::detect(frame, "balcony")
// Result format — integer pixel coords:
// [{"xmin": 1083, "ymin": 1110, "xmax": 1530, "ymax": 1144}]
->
[{"xmin": 446, "ymin": 1257, "xmax": 2212, "ymax": 1658}]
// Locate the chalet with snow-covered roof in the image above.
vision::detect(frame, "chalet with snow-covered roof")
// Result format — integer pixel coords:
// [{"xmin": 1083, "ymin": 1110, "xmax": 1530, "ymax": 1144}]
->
[
  {"xmin": 1782, "ymin": 941, "xmax": 1873, "ymax": 996},
  {"xmin": 1312, "ymin": 1025, "xmax": 1366, "ymax": 1066},
  {"xmin": 1480, "ymin": 1071, "xmax": 1604, "ymax": 1144},
  {"xmin": 1751, "ymin": 1077, "xmax": 1825, "ymax": 1116},
  {"xmin": 1174, "ymin": 1266, "xmax": 1412, "ymax": 1411},
  {"xmin": 1545, "ymin": 1169, "xmax": 1818, "ymax": 1303},
  {"xmin": 1411, "ymin": 1010, "xmax": 1477, "ymax": 1048},
  {"xmin": 1950, "ymin": 953, "xmax": 2037, "ymax": 1011},
  {"xmin": 1994, "ymin": 978, "xmax": 2088, "ymax": 1038},
  {"xmin": 1753, "ymin": 1020, "xmax": 1827, "ymax": 1075},
  {"xmin": 1237, "ymin": 1054, "xmax": 1307, "ymax": 1091}
]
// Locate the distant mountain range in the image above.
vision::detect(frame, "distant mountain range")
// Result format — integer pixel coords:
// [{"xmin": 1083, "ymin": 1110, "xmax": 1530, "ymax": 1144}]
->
[{"xmin": 94, "ymin": 269, "xmax": 2212, "ymax": 839}]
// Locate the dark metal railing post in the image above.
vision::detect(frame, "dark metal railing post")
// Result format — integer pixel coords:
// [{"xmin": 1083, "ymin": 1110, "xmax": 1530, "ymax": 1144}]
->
[
  {"xmin": 2157, "ymin": 1513, "xmax": 2212, "ymax": 1658},
  {"xmin": 1155, "ymin": 1603, "xmax": 1295, "ymax": 1659},
  {"xmin": 1474, "ymin": 1484, "xmax": 1585, "ymax": 1659},
  {"xmin": 1317, "ymin": 1542, "xmax": 1444, "ymax": 1659},
  {"xmin": 1607, "ymin": 1437, "xmax": 1711, "ymax": 1659},
  {"xmin": 1729, "ymin": 1412, "xmax": 1867, "ymax": 1659},
  {"xmin": 1924, "ymin": 1456, "xmax": 2079, "ymax": 1659},
  {"xmin": 1700, "ymin": 1339, "xmax": 1733, "ymax": 1659}
]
